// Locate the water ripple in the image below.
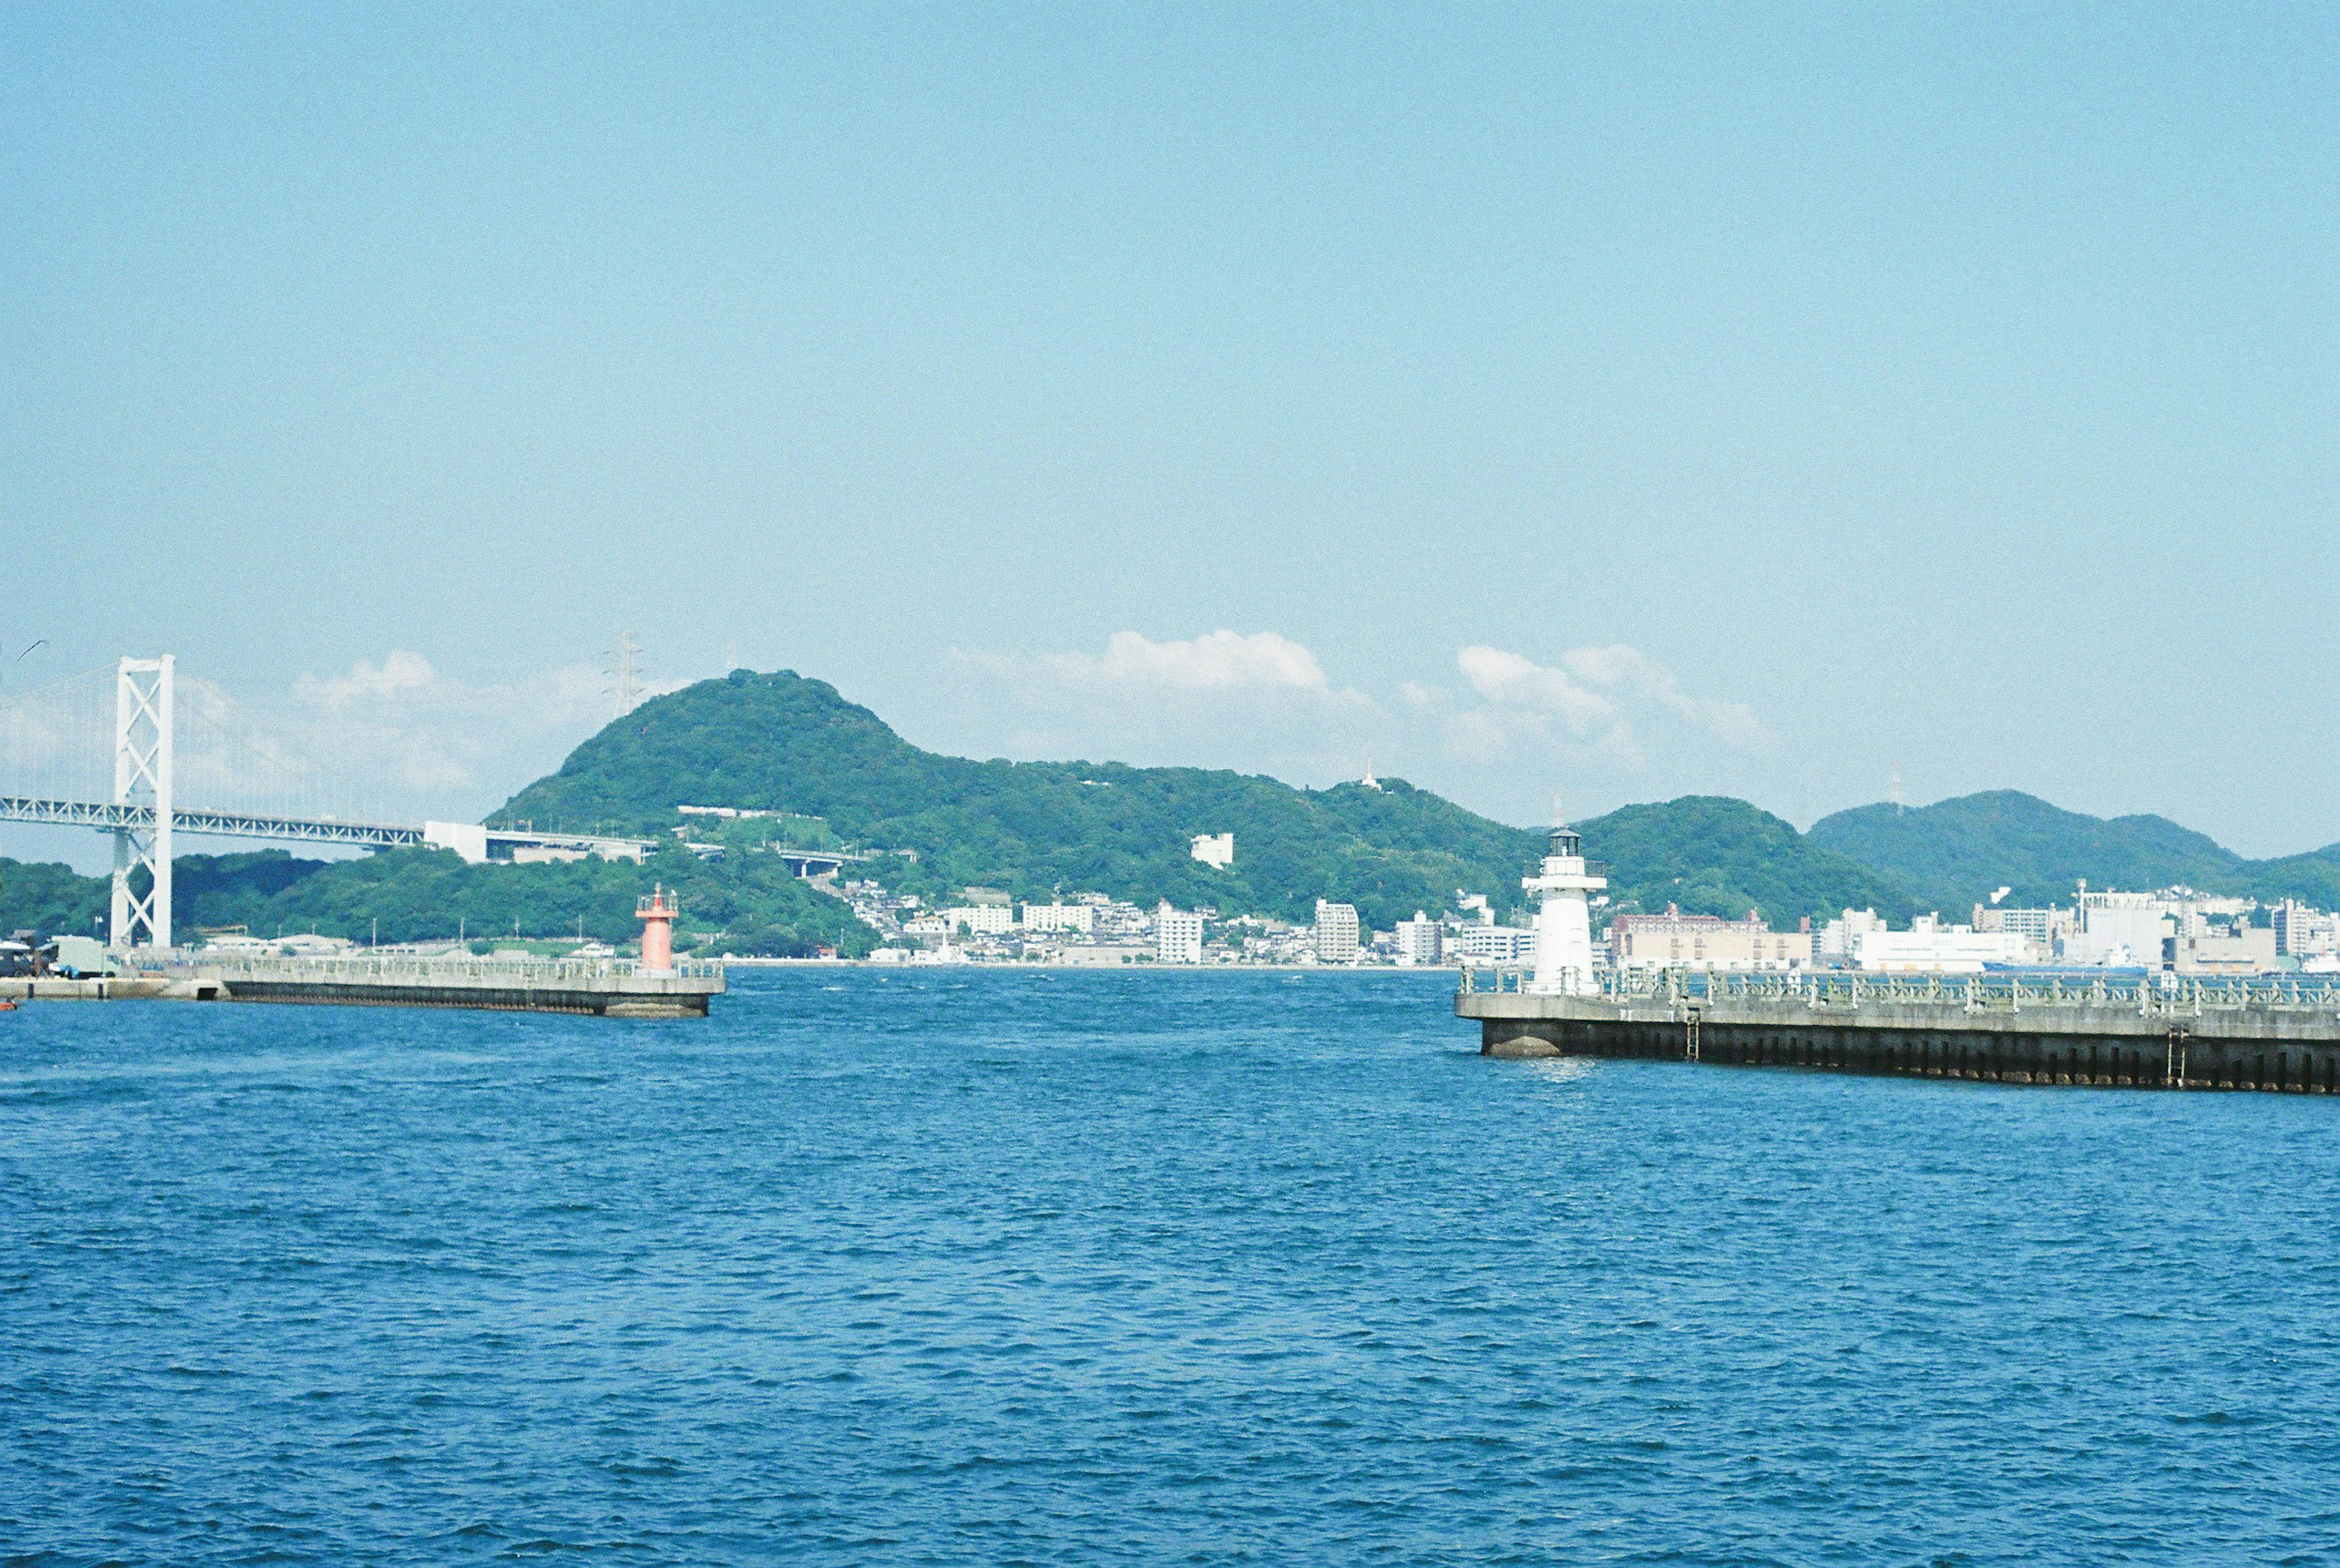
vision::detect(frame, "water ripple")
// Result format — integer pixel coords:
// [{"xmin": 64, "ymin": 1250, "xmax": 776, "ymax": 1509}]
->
[{"xmin": 1, "ymin": 971, "xmax": 2335, "ymax": 1564}]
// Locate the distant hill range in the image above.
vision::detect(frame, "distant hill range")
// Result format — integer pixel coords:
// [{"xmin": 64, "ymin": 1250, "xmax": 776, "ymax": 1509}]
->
[
  {"xmin": 497, "ymin": 670, "xmax": 1543, "ymax": 929},
  {"xmin": 1809, "ymin": 790, "xmax": 2340, "ymax": 915},
  {"xmin": 493, "ymin": 670, "xmax": 1902, "ymax": 928},
  {"xmin": 6, "ymin": 672, "xmax": 2335, "ymax": 948}
]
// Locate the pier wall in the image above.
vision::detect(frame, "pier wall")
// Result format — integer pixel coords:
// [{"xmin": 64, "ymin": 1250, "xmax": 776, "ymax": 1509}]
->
[
  {"xmin": 1464, "ymin": 989, "xmax": 2340, "ymax": 1092},
  {"xmin": 99, "ymin": 954, "xmax": 728, "ymax": 1017},
  {"xmin": 211, "ymin": 977, "xmax": 709, "ymax": 1017}
]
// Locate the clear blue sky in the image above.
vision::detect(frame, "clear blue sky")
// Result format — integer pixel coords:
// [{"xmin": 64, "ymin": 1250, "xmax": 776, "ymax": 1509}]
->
[{"xmin": 4, "ymin": 3, "xmax": 2335, "ymax": 859}]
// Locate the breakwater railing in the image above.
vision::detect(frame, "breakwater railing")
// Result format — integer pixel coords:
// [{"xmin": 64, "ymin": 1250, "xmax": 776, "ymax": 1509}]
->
[
  {"xmin": 130, "ymin": 952, "xmax": 725, "ymax": 987},
  {"xmin": 1456, "ymin": 964, "xmax": 2340, "ymax": 1020}
]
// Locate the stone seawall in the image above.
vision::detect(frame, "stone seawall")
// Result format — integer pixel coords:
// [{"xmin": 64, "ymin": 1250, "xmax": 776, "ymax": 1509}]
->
[
  {"xmin": 1462, "ymin": 989, "xmax": 2340, "ymax": 1092},
  {"xmin": 87, "ymin": 954, "xmax": 732, "ymax": 1018},
  {"xmin": 212, "ymin": 978, "xmax": 709, "ymax": 1018}
]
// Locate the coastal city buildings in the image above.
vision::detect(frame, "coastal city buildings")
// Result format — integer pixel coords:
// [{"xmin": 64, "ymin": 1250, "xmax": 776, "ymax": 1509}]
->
[{"xmin": 834, "ymin": 841, "xmax": 2339, "ymax": 978}]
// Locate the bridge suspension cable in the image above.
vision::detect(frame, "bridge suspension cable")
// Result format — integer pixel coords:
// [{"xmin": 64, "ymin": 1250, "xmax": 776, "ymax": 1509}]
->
[
  {"xmin": 2, "ymin": 655, "xmax": 653, "ymax": 952},
  {"xmin": 0, "ymin": 656, "xmax": 422, "ymax": 949}
]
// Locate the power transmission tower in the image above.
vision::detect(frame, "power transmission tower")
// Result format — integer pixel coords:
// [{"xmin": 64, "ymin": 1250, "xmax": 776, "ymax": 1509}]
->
[{"xmin": 607, "ymin": 632, "xmax": 644, "ymax": 718}]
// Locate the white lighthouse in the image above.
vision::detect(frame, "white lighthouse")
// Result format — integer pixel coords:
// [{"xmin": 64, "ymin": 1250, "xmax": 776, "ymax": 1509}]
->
[{"xmin": 1525, "ymin": 820, "xmax": 1606, "ymax": 995}]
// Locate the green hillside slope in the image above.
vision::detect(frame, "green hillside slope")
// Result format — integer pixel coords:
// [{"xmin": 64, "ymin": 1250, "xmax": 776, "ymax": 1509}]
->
[
  {"xmin": 1809, "ymin": 790, "xmax": 2340, "ymax": 912},
  {"xmin": 0, "ymin": 858, "xmax": 110, "ymax": 942},
  {"xmin": 25, "ymin": 672, "xmax": 2329, "ymax": 954},
  {"xmin": 0, "ymin": 845, "xmax": 876, "ymax": 959},
  {"xmin": 1578, "ymin": 796, "xmax": 1920, "ymax": 924},
  {"xmin": 495, "ymin": 670, "xmax": 1548, "ymax": 928}
]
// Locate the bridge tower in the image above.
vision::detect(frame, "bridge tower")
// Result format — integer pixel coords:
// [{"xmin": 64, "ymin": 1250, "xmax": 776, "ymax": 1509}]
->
[
  {"xmin": 110, "ymin": 656, "xmax": 174, "ymax": 951},
  {"xmin": 1526, "ymin": 820, "xmax": 1604, "ymax": 996}
]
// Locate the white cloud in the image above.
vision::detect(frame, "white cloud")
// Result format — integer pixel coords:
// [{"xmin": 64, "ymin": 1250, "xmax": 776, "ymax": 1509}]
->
[
  {"xmin": 1457, "ymin": 645, "xmax": 1619, "ymax": 736},
  {"xmin": 292, "ymin": 650, "xmax": 438, "ymax": 709},
  {"xmin": 946, "ymin": 630, "xmax": 1383, "ymax": 783},
  {"xmin": 281, "ymin": 650, "xmax": 684, "ymax": 809},
  {"xmin": 961, "ymin": 630, "xmax": 1377, "ymax": 717},
  {"xmin": 1437, "ymin": 642, "xmax": 1772, "ymax": 767},
  {"xmin": 1559, "ymin": 644, "xmax": 1775, "ymax": 750},
  {"xmin": 1029, "ymin": 629, "xmax": 1339, "ymax": 695}
]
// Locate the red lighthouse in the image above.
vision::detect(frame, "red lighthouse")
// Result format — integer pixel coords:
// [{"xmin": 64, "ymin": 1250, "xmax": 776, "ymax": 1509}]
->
[{"xmin": 636, "ymin": 885, "xmax": 678, "ymax": 973}]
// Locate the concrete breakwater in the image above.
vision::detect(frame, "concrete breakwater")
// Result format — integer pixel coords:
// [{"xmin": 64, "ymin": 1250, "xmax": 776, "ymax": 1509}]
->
[
  {"xmin": 1457, "ymin": 969, "xmax": 2340, "ymax": 1092},
  {"xmin": 2, "ymin": 976, "xmax": 177, "ymax": 1002},
  {"xmin": 90, "ymin": 953, "xmax": 731, "ymax": 1018}
]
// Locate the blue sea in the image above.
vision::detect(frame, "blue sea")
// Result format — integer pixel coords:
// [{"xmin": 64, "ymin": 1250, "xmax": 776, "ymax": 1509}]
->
[{"xmin": 5, "ymin": 969, "xmax": 2338, "ymax": 1565}]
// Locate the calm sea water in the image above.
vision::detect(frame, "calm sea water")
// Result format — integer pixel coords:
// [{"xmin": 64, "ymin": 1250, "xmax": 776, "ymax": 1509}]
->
[{"xmin": 4, "ymin": 969, "xmax": 2338, "ymax": 1565}]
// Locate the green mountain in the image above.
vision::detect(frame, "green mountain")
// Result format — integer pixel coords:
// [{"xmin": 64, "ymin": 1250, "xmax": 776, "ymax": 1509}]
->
[
  {"xmin": 22, "ymin": 673, "xmax": 2330, "ymax": 955},
  {"xmin": 491, "ymin": 670, "xmax": 1917, "ymax": 929},
  {"xmin": 496, "ymin": 669, "xmax": 1546, "ymax": 929},
  {"xmin": 1809, "ymin": 790, "xmax": 2340, "ymax": 913},
  {"xmin": 1577, "ymin": 796, "xmax": 1919, "ymax": 925}
]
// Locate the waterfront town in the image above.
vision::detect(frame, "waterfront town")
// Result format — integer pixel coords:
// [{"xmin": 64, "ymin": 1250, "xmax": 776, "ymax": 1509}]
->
[
  {"xmin": 826, "ymin": 874, "xmax": 2340, "ymax": 977},
  {"xmin": 10, "ymin": 817, "xmax": 2336, "ymax": 982},
  {"xmin": 480, "ymin": 823, "xmax": 2340, "ymax": 976},
  {"xmin": 821, "ymin": 829, "xmax": 2340, "ymax": 977}
]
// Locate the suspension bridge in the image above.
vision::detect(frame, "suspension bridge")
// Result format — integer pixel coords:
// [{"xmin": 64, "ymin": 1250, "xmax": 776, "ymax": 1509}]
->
[{"xmin": 0, "ymin": 656, "xmax": 653, "ymax": 951}]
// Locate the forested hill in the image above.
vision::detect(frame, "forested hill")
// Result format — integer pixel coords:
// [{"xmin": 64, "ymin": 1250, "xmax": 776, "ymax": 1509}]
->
[
  {"xmin": 1577, "ymin": 797, "xmax": 1918, "ymax": 924},
  {"xmin": 16, "ymin": 671, "xmax": 2330, "ymax": 951},
  {"xmin": 491, "ymin": 670, "xmax": 1916, "ymax": 928},
  {"xmin": 1809, "ymin": 790, "xmax": 2340, "ymax": 913},
  {"xmin": 495, "ymin": 670, "xmax": 1545, "ymax": 927}
]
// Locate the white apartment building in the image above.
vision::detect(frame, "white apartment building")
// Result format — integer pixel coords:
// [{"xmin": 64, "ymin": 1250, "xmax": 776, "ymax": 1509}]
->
[
  {"xmin": 1395, "ymin": 912, "xmax": 1443, "ymax": 967},
  {"xmin": 2068, "ymin": 892, "xmax": 2174, "ymax": 968},
  {"xmin": 1190, "ymin": 833, "xmax": 1235, "ymax": 870},
  {"xmin": 1973, "ymin": 906, "xmax": 2074, "ymax": 952},
  {"xmin": 1452, "ymin": 924, "xmax": 1534, "ymax": 963},
  {"xmin": 1020, "ymin": 903, "xmax": 1097, "ymax": 935},
  {"xmin": 1818, "ymin": 908, "xmax": 1889, "ymax": 962},
  {"xmin": 2276, "ymin": 901, "xmax": 2340, "ymax": 959},
  {"xmin": 944, "ymin": 904, "xmax": 1018, "ymax": 936},
  {"xmin": 1851, "ymin": 915, "xmax": 2026, "ymax": 974},
  {"xmin": 1157, "ymin": 903, "xmax": 1205, "ymax": 964},
  {"xmin": 1314, "ymin": 900, "xmax": 1361, "ymax": 963}
]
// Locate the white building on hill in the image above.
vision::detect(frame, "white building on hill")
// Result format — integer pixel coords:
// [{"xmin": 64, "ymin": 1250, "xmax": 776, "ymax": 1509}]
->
[
  {"xmin": 945, "ymin": 904, "xmax": 1017, "ymax": 937},
  {"xmin": 1021, "ymin": 903, "xmax": 1096, "ymax": 934}
]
